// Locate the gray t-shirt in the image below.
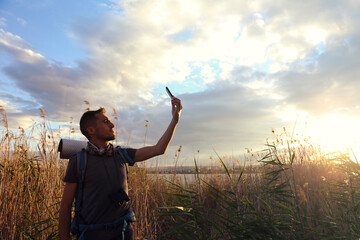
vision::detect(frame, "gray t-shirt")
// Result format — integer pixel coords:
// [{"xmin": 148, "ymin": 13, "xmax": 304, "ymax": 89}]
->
[{"xmin": 63, "ymin": 147, "xmax": 137, "ymax": 239}]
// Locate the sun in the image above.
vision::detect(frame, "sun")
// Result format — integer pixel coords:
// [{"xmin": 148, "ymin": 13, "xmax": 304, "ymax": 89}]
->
[{"xmin": 306, "ymin": 114, "xmax": 360, "ymax": 154}]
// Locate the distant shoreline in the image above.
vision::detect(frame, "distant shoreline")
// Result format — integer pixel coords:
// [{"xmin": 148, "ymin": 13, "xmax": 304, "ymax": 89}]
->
[{"xmin": 143, "ymin": 165, "xmax": 261, "ymax": 174}]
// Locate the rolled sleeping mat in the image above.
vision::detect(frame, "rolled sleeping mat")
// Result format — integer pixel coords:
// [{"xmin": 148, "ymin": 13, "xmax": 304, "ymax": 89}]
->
[{"xmin": 58, "ymin": 138, "xmax": 87, "ymax": 159}]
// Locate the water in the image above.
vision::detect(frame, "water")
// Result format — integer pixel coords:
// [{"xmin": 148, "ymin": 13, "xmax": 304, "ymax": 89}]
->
[{"xmin": 148, "ymin": 173, "xmax": 259, "ymax": 185}]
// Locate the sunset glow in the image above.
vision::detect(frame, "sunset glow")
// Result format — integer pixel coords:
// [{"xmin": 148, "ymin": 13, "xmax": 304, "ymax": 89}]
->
[
  {"xmin": 307, "ymin": 114, "xmax": 360, "ymax": 153},
  {"xmin": 0, "ymin": 0, "xmax": 359, "ymax": 164}
]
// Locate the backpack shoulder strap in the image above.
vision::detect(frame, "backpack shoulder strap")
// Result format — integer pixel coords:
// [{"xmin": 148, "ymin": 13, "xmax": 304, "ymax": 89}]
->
[
  {"xmin": 76, "ymin": 149, "xmax": 87, "ymax": 182},
  {"xmin": 73, "ymin": 149, "xmax": 87, "ymax": 231},
  {"xmin": 115, "ymin": 146, "xmax": 134, "ymax": 182}
]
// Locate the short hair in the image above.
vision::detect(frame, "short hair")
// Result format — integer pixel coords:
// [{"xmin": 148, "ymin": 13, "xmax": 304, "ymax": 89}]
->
[{"xmin": 79, "ymin": 108, "xmax": 105, "ymax": 139}]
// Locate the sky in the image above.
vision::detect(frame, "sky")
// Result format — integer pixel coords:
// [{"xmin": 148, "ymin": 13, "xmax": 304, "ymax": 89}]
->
[{"xmin": 1, "ymin": 0, "xmax": 360, "ymax": 166}]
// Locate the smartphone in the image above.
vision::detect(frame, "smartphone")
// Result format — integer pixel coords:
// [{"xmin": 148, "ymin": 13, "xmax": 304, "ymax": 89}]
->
[{"xmin": 165, "ymin": 86, "xmax": 174, "ymax": 99}]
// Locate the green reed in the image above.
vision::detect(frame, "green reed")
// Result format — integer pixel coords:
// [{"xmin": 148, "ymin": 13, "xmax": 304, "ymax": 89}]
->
[{"xmin": 155, "ymin": 141, "xmax": 360, "ymax": 240}]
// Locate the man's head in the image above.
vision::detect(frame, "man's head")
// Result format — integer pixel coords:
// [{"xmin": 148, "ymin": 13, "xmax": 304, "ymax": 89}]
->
[{"xmin": 79, "ymin": 108, "xmax": 115, "ymax": 142}]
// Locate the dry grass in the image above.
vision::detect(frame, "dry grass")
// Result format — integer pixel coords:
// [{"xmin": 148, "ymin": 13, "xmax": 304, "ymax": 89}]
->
[
  {"xmin": 0, "ymin": 108, "xmax": 65, "ymax": 239},
  {"xmin": 1, "ymin": 108, "xmax": 360, "ymax": 239}
]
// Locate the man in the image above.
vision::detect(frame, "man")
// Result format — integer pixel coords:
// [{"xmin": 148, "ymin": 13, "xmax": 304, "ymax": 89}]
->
[{"xmin": 59, "ymin": 97, "xmax": 182, "ymax": 240}]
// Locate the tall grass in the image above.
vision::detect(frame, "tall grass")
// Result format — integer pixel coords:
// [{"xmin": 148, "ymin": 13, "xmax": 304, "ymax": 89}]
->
[
  {"xmin": 155, "ymin": 133, "xmax": 360, "ymax": 239},
  {"xmin": 1, "ymin": 108, "xmax": 360, "ymax": 239},
  {"xmin": 0, "ymin": 108, "xmax": 64, "ymax": 239}
]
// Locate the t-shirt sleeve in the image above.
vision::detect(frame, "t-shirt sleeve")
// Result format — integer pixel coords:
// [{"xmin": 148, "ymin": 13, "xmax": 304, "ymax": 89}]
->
[
  {"xmin": 63, "ymin": 155, "xmax": 78, "ymax": 183},
  {"xmin": 124, "ymin": 148, "xmax": 137, "ymax": 166}
]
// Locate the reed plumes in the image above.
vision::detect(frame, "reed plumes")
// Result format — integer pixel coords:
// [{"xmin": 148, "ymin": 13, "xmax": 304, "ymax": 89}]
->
[
  {"xmin": 1, "ymin": 108, "xmax": 360, "ymax": 239},
  {"xmin": 155, "ymin": 136, "xmax": 360, "ymax": 239},
  {"xmin": 0, "ymin": 108, "xmax": 66, "ymax": 239}
]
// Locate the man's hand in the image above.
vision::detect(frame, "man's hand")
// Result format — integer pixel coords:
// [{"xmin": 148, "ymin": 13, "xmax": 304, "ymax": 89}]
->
[{"xmin": 171, "ymin": 97, "xmax": 182, "ymax": 123}]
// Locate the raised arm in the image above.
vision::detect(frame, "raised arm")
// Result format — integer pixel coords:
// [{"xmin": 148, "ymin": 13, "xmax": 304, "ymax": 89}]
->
[{"xmin": 134, "ymin": 97, "xmax": 182, "ymax": 162}]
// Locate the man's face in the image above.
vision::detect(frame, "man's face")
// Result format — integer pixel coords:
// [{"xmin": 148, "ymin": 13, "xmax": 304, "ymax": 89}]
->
[{"xmin": 92, "ymin": 112, "xmax": 116, "ymax": 141}]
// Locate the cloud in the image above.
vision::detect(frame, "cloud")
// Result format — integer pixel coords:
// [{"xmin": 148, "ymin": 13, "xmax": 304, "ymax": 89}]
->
[
  {"xmin": 0, "ymin": 29, "xmax": 96, "ymax": 124},
  {"xmin": 16, "ymin": 17, "xmax": 27, "ymax": 26},
  {"xmin": 1, "ymin": 0, "xmax": 360, "ymax": 163},
  {"xmin": 275, "ymin": 33, "xmax": 360, "ymax": 114},
  {"xmin": 136, "ymin": 76, "xmax": 281, "ymax": 162},
  {"xmin": 0, "ymin": 25, "xmax": 156, "ymax": 124},
  {"xmin": 0, "ymin": 29, "xmax": 44, "ymax": 63},
  {"xmin": 0, "ymin": 18, "xmax": 6, "ymax": 27},
  {"xmin": 0, "ymin": 99, "xmax": 37, "ymax": 129}
]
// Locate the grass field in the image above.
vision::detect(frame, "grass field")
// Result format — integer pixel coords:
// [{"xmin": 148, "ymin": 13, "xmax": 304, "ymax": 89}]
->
[{"xmin": 1, "ymin": 109, "xmax": 360, "ymax": 239}]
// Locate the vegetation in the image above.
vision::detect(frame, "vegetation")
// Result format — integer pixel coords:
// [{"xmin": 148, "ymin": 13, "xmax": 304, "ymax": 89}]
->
[{"xmin": 1, "ymin": 107, "xmax": 360, "ymax": 239}]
